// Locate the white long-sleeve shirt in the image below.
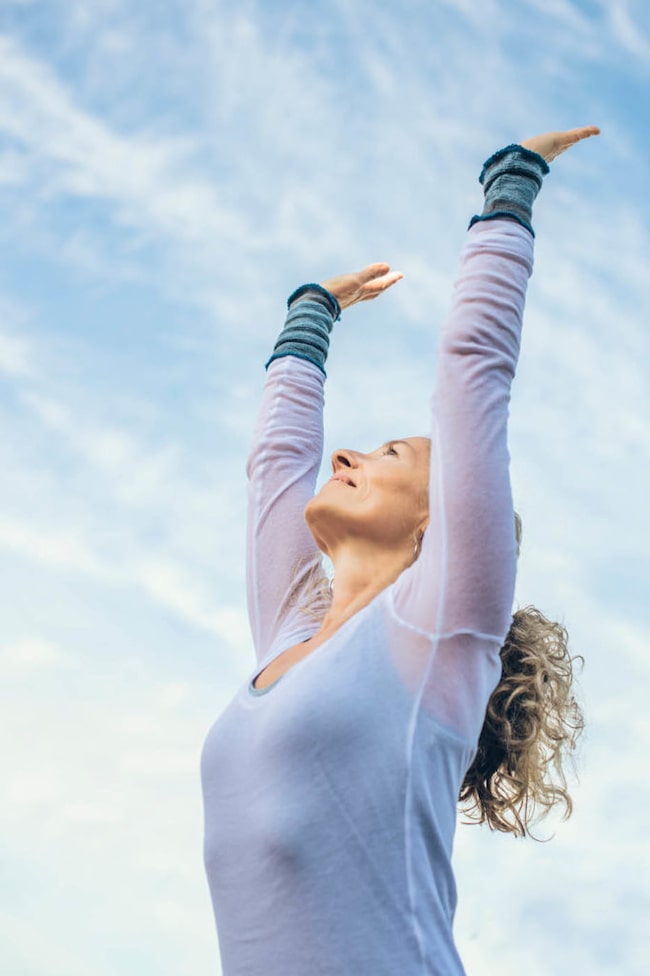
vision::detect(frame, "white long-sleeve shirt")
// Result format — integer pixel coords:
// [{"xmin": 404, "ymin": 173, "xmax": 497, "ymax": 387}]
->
[{"xmin": 200, "ymin": 218, "xmax": 534, "ymax": 975}]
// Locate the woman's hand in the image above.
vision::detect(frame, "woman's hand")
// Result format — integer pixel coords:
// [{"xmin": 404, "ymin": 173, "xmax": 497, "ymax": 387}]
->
[
  {"xmin": 320, "ymin": 263, "xmax": 403, "ymax": 311},
  {"xmin": 520, "ymin": 125, "xmax": 600, "ymax": 163}
]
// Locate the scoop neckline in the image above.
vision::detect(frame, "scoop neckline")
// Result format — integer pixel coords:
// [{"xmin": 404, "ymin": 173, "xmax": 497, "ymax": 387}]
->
[
  {"xmin": 247, "ymin": 636, "xmax": 319, "ymax": 697},
  {"xmin": 247, "ymin": 600, "xmax": 375, "ymax": 697}
]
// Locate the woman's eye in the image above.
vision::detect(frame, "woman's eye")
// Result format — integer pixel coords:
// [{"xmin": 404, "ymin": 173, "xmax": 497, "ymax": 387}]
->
[{"xmin": 384, "ymin": 444, "xmax": 398, "ymax": 456}]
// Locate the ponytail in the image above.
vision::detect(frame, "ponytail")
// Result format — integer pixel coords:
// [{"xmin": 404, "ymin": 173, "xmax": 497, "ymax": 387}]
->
[{"xmin": 459, "ymin": 605, "xmax": 585, "ymax": 838}]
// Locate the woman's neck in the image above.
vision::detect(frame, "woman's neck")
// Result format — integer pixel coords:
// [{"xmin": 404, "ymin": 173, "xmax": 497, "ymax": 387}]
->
[{"xmin": 315, "ymin": 547, "xmax": 411, "ymax": 637}]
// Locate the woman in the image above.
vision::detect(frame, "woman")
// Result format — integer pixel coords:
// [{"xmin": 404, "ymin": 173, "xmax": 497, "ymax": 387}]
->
[{"xmin": 201, "ymin": 126, "xmax": 599, "ymax": 976}]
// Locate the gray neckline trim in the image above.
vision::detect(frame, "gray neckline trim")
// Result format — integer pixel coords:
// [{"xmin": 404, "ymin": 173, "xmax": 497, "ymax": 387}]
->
[{"xmin": 248, "ymin": 672, "xmax": 285, "ymax": 696}]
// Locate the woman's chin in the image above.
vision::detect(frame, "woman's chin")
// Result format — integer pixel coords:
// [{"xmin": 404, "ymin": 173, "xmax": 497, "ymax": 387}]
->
[
  {"xmin": 304, "ymin": 492, "xmax": 326, "ymax": 526},
  {"xmin": 304, "ymin": 492, "xmax": 344, "ymax": 548}
]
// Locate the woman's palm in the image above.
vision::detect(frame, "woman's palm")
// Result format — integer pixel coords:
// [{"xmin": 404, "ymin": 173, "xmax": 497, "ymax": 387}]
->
[
  {"xmin": 320, "ymin": 264, "xmax": 404, "ymax": 311},
  {"xmin": 520, "ymin": 125, "xmax": 600, "ymax": 162}
]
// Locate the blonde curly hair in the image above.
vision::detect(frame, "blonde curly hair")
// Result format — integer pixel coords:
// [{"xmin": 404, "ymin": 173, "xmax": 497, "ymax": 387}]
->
[{"xmin": 459, "ymin": 604, "xmax": 584, "ymax": 838}]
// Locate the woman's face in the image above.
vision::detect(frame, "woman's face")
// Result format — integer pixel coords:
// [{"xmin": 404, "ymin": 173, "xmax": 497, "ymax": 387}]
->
[{"xmin": 305, "ymin": 436, "xmax": 431, "ymax": 557}]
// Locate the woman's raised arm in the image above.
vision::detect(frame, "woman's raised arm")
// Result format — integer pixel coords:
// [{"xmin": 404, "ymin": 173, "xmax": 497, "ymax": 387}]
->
[
  {"xmin": 246, "ymin": 269, "xmax": 402, "ymax": 662},
  {"xmin": 391, "ymin": 126, "xmax": 599, "ymax": 642}
]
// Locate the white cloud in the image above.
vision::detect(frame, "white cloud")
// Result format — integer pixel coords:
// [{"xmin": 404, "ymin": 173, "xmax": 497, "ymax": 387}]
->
[
  {"xmin": 0, "ymin": 636, "xmax": 72, "ymax": 672},
  {"xmin": 608, "ymin": 0, "xmax": 650, "ymax": 60},
  {"xmin": 0, "ymin": 33, "xmax": 247, "ymax": 263},
  {"xmin": 0, "ymin": 296, "xmax": 42, "ymax": 379},
  {"xmin": 0, "ymin": 517, "xmax": 105, "ymax": 573},
  {"xmin": 20, "ymin": 389, "xmax": 184, "ymax": 507},
  {"xmin": 130, "ymin": 555, "xmax": 250, "ymax": 647},
  {"xmin": 0, "ymin": 327, "xmax": 37, "ymax": 378}
]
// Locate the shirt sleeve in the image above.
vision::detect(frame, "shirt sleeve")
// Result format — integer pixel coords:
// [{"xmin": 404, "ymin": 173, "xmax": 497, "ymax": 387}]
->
[
  {"xmin": 391, "ymin": 217, "xmax": 534, "ymax": 644},
  {"xmin": 245, "ymin": 352, "xmax": 328, "ymax": 663}
]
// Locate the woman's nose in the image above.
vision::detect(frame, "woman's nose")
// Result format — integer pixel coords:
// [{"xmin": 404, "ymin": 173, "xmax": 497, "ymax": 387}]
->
[{"xmin": 331, "ymin": 449, "xmax": 358, "ymax": 472}]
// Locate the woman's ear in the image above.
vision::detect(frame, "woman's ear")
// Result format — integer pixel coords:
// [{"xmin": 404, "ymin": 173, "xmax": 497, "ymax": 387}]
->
[{"xmin": 412, "ymin": 521, "xmax": 428, "ymax": 562}]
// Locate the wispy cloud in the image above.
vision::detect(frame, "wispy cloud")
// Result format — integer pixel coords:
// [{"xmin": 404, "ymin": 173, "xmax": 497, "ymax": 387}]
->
[
  {"xmin": 0, "ymin": 636, "xmax": 72, "ymax": 672},
  {"xmin": 0, "ymin": 327, "xmax": 38, "ymax": 379},
  {"xmin": 0, "ymin": 517, "xmax": 104, "ymax": 573},
  {"xmin": 607, "ymin": 0, "xmax": 650, "ymax": 61}
]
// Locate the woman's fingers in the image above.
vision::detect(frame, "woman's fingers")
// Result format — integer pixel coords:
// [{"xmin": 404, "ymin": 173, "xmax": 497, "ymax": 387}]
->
[
  {"xmin": 320, "ymin": 264, "xmax": 403, "ymax": 310},
  {"xmin": 520, "ymin": 125, "xmax": 600, "ymax": 162},
  {"xmin": 359, "ymin": 262, "xmax": 392, "ymax": 281},
  {"xmin": 563, "ymin": 124, "xmax": 601, "ymax": 142},
  {"xmin": 359, "ymin": 269, "xmax": 404, "ymax": 300}
]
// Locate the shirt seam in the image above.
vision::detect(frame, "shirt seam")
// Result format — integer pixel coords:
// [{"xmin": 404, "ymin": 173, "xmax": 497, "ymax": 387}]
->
[
  {"xmin": 403, "ymin": 423, "xmax": 447, "ymax": 972},
  {"xmin": 386, "ymin": 587, "xmax": 505, "ymax": 645}
]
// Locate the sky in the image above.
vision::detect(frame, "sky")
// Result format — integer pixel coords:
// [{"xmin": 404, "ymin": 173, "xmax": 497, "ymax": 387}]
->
[{"xmin": 0, "ymin": 0, "xmax": 649, "ymax": 974}]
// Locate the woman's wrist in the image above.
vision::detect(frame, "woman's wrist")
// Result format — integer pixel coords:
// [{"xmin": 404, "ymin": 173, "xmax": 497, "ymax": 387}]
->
[
  {"xmin": 265, "ymin": 285, "xmax": 340, "ymax": 376},
  {"xmin": 287, "ymin": 283, "xmax": 341, "ymax": 320},
  {"xmin": 469, "ymin": 143, "xmax": 549, "ymax": 236}
]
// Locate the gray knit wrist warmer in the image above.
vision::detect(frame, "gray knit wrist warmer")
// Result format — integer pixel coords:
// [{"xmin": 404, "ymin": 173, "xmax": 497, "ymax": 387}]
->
[
  {"xmin": 468, "ymin": 144, "xmax": 549, "ymax": 237},
  {"xmin": 264, "ymin": 285, "xmax": 341, "ymax": 376}
]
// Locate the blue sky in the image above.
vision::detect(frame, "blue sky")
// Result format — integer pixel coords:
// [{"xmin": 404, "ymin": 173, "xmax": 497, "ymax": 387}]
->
[{"xmin": 1, "ymin": 1, "xmax": 648, "ymax": 974}]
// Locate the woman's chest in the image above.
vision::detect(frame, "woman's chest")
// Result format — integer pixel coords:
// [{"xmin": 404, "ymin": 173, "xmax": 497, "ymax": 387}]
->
[
  {"xmin": 202, "ymin": 611, "xmax": 412, "ymax": 789},
  {"xmin": 201, "ymin": 651, "xmax": 412, "ymax": 875}
]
